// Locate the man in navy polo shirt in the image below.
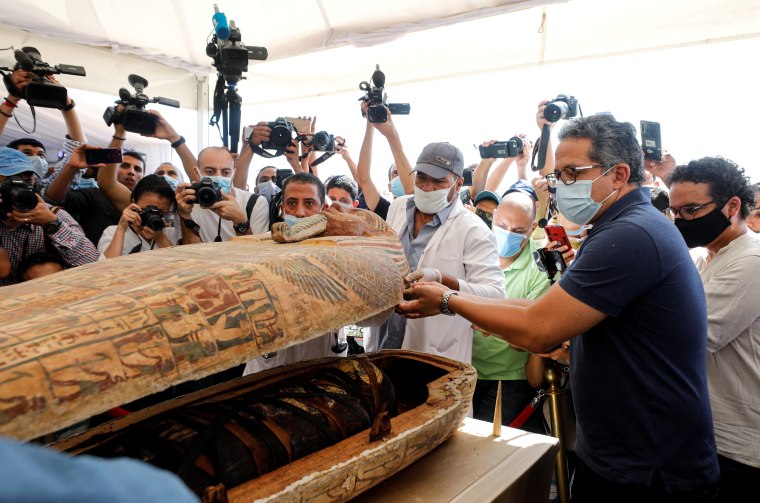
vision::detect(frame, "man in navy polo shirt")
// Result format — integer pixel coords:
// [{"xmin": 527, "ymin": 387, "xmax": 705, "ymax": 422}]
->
[{"xmin": 399, "ymin": 114, "xmax": 718, "ymax": 501}]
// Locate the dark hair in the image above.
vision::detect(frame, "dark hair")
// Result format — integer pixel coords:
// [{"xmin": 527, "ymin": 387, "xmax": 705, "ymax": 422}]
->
[
  {"xmin": 123, "ymin": 150, "xmax": 146, "ymax": 166},
  {"xmin": 255, "ymin": 165, "xmax": 277, "ymax": 185},
  {"xmin": 558, "ymin": 114, "xmax": 645, "ymax": 185},
  {"xmin": 282, "ymin": 172, "xmax": 325, "ymax": 205},
  {"xmin": 649, "ymin": 186, "xmax": 670, "ymax": 213},
  {"xmin": 670, "ymin": 157, "xmax": 754, "ymax": 219},
  {"xmin": 7, "ymin": 138, "xmax": 45, "ymax": 153},
  {"xmin": 18, "ymin": 251, "xmax": 66, "ymax": 279},
  {"xmin": 387, "ymin": 163, "xmax": 397, "ymax": 182},
  {"xmin": 325, "ymin": 175, "xmax": 358, "ymax": 201},
  {"xmin": 131, "ymin": 174, "xmax": 177, "ymax": 211}
]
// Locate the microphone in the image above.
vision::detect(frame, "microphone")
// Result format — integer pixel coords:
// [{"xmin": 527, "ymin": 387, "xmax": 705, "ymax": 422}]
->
[
  {"xmin": 371, "ymin": 64, "xmax": 385, "ymax": 89},
  {"xmin": 212, "ymin": 4, "xmax": 230, "ymax": 41},
  {"xmin": 13, "ymin": 49, "xmax": 34, "ymax": 71}
]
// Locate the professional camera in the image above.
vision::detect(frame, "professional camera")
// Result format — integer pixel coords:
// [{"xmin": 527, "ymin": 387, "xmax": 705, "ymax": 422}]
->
[
  {"xmin": 1, "ymin": 47, "xmax": 86, "ymax": 109},
  {"xmin": 190, "ymin": 177, "xmax": 223, "ymax": 208},
  {"xmin": 479, "ymin": 137, "xmax": 525, "ymax": 159},
  {"xmin": 358, "ymin": 65, "xmax": 410, "ymax": 123},
  {"xmin": 543, "ymin": 94, "xmax": 580, "ymax": 123},
  {"xmin": 103, "ymin": 74, "xmax": 180, "ymax": 135},
  {"xmin": 140, "ymin": 205, "xmax": 165, "ymax": 231},
  {"xmin": 0, "ymin": 176, "xmax": 38, "ymax": 214},
  {"xmin": 308, "ymin": 131, "xmax": 336, "ymax": 152},
  {"xmin": 261, "ymin": 117, "xmax": 295, "ymax": 152}
]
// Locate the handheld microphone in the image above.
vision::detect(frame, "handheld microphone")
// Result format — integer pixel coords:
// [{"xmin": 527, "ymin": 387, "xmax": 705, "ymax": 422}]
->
[{"xmin": 212, "ymin": 4, "xmax": 230, "ymax": 41}]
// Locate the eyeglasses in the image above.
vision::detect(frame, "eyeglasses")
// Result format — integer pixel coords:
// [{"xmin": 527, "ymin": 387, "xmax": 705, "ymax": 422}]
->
[
  {"xmin": 544, "ymin": 164, "xmax": 607, "ymax": 188},
  {"xmin": 666, "ymin": 200, "xmax": 722, "ymax": 220}
]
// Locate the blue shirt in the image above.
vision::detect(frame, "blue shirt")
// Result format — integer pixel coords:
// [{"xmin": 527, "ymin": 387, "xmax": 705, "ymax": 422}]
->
[{"xmin": 559, "ymin": 187, "xmax": 718, "ymax": 491}]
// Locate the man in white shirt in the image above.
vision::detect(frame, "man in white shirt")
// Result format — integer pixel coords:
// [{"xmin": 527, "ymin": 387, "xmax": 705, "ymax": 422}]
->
[
  {"xmin": 177, "ymin": 146, "xmax": 269, "ymax": 242},
  {"xmin": 669, "ymin": 156, "xmax": 760, "ymax": 502},
  {"xmin": 370, "ymin": 142, "xmax": 505, "ymax": 363}
]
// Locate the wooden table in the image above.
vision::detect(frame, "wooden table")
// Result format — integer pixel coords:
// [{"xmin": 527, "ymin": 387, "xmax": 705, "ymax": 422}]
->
[{"xmin": 352, "ymin": 418, "xmax": 559, "ymax": 503}]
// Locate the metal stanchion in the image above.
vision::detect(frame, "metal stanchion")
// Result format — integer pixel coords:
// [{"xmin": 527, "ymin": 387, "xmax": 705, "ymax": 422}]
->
[{"xmin": 544, "ymin": 361, "xmax": 570, "ymax": 503}]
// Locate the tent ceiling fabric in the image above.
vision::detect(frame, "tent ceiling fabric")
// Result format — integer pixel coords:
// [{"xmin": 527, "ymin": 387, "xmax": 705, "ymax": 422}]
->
[{"xmin": 1, "ymin": 0, "xmax": 758, "ymax": 109}]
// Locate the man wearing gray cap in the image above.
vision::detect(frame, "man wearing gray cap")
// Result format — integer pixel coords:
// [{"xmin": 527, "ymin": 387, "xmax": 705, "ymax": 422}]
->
[
  {"xmin": 369, "ymin": 142, "xmax": 504, "ymax": 363},
  {"xmin": 0, "ymin": 147, "xmax": 97, "ymax": 286}
]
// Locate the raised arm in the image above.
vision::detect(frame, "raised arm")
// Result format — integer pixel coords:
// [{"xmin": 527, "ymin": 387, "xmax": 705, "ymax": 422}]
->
[
  {"xmin": 44, "ymin": 145, "xmax": 94, "ymax": 203},
  {"xmin": 371, "ymin": 107, "xmax": 414, "ymax": 195},
  {"xmin": 355, "ymin": 120, "xmax": 384, "ymax": 211}
]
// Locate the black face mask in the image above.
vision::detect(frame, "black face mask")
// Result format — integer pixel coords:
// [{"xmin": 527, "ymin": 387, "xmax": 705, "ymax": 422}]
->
[
  {"xmin": 674, "ymin": 207, "xmax": 730, "ymax": 248},
  {"xmin": 475, "ymin": 208, "xmax": 493, "ymax": 229}
]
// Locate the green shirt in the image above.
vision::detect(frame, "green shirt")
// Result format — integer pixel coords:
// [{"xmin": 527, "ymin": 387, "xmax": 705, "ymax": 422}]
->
[{"xmin": 472, "ymin": 239, "xmax": 552, "ymax": 380}]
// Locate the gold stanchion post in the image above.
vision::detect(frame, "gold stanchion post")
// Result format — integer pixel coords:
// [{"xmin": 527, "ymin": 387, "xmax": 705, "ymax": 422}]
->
[{"xmin": 544, "ymin": 362, "xmax": 570, "ymax": 503}]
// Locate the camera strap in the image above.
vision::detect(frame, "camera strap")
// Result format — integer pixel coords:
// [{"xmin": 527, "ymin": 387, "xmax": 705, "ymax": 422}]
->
[
  {"xmin": 532, "ymin": 124, "xmax": 552, "ymax": 172},
  {"xmin": 251, "ymin": 145, "xmax": 286, "ymax": 158},
  {"xmin": 214, "ymin": 215, "xmax": 223, "ymax": 243},
  {"xmin": 305, "ymin": 151, "xmax": 335, "ymax": 168}
]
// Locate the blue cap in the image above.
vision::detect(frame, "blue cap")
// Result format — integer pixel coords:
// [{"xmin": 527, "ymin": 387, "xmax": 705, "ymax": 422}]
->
[
  {"xmin": 473, "ymin": 190, "xmax": 501, "ymax": 206},
  {"xmin": 502, "ymin": 179, "xmax": 537, "ymax": 202},
  {"xmin": 0, "ymin": 147, "xmax": 35, "ymax": 177}
]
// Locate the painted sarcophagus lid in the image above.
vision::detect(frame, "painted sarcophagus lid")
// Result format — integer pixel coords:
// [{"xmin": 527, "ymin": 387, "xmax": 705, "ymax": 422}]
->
[{"xmin": 0, "ymin": 230, "xmax": 408, "ymax": 441}]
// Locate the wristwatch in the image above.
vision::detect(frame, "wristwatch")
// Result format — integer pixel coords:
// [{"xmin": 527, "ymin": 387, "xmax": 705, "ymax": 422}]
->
[
  {"xmin": 440, "ymin": 291, "xmax": 459, "ymax": 316},
  {"xmin": 44, "ymin": 217, "xmax": 63, "ymax": 235},
  {"xmin": 234, "ymin": 221, "xmax": 250, "ymax": 234}
]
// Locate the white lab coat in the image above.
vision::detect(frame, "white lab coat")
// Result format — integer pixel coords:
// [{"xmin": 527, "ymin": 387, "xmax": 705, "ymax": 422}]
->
[{"xmin": 369, "ymin": 196, "xmax": 505, "ymax": 363}]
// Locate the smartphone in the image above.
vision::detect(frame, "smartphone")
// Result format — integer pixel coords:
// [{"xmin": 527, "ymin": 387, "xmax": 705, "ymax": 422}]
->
[
  {"xmin": 640, "ymin": 120, "xmax": 662, "ymax": 161},
  {"xmin": 545, "ymin": 224, "xmax": 572, "ymax": 250},
  {"xmin": 243, "ymin": 125, "xmax": 254, "ymax": 142},
  {"xmin": 84, "ymin": 148, "xmax": 123, "ymax": 166},
  {"xmin": 284, "ymin": 117, "xmax": 312, "ymax": 133},
  {"xmin": 462, "ymin": 167, "xmax": 473, "ymax": 186}
]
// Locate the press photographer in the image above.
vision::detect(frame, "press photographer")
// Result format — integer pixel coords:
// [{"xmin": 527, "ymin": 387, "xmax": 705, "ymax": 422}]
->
[{"xmin": 0, "ymin": 147, "xmax": 97, "ymax": 286}]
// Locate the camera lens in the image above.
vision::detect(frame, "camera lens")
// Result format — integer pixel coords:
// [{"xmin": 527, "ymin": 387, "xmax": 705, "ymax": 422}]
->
[
  {"xmin": 312, "ymin": 131, "xmax": 330, "ymax": 150},
  {"xmin": 270, "ymin": 125, "xmax": 292, "ymax": 148},
  {"xmin": 544, "ymin": 101, "xmax": 569, "ymax": 123},
  {"xmin": 196, "ymin": 186, "xmax": 219, "ymax": 207},
  {"xmin": 367, "ymin": 105, "xmax": 387, "ymax": 124}
]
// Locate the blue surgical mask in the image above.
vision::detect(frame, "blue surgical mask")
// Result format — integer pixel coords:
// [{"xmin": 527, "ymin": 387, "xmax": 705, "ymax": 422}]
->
[
  {"xmin": 76, "ymin": 177, "xmax": 99, "ymax": 190},
  {"xmin": 283, "ymin": 214, "xmax": 305, "ymax": 226},
  {"xmin": 208, "ymin": 176, "xmax": 232, "ymax": 194},
  {"xmin": 162, "ymin": 175, "xmax": 179, "ymax": 192},
  {"xmin": 256, "ymin": 180, "xmax": 281, "ymax": 203},
  {"xmin": 493, "ymin": 225, "xmax": 528, "ymax": 258},
  {"xmin": 30, "ymin": 156, "xmax": 48, "ymax": 179},
  {"xmin": 555, "ymin": 167, "xmax": 617, "ymax": 226},
  {"xmin": 566, "ymin": 226, "xmax": 586, "ymax": 237},
  {"xmin": 390, "ymin": 176, "xmax": 405, "ymax": 198}
]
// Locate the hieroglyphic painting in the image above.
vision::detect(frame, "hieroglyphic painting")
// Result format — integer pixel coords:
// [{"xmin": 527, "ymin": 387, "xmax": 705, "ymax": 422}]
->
[{"xmin": 0, "ymin": 233, "xmax": 408, "ymax": 441}]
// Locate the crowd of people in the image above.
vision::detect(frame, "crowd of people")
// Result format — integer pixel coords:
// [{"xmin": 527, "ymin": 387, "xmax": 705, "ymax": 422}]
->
[{"xmin": 0, "ymin": 66, "xmax": 758, "ymax": 503}]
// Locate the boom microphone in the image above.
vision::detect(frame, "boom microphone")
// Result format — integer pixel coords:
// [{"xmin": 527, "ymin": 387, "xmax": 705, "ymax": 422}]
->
[{"xmin": 13, "ymin": 49, "xmax": 34, "ymax": 71}]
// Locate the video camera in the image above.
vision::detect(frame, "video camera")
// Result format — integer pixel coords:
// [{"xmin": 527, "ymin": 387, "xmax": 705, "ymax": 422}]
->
[
  {"xmin": 207, "ymin": 4, "xmax": 267, "ymax": 154},
  {"xmin": 139, "ymin": 205, "xmax": 165, "ymax": 231},
  {"xmin": 103, "ymin": 74, "xmax": 180, "ymax": 135},
  {"xmin": 479, "ymin": 137, "xmax": 525, "ymax": 159},
  {"xmin": 543, "ymin": 94, "xmax": 580, "ymax": 123},
  {"xmin": 0, "ymin": 176, "xmax": 38, "ymax": 215},
  {"xmin": 358, "ymin": 65, "xmax": 410, "ymax": 123},
  {"xmin": 1, "ymin": 47, "xmax": 86, "ymax": 109}
]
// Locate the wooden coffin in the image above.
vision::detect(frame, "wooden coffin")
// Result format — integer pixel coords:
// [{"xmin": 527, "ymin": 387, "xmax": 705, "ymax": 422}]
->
[
  {"xmin": 53, "ymin": 350, "xmax": 477, "ymax": 502},
  {"xmin": 0, "ymin": 231, "xmax": 408, "ymax": 441}
]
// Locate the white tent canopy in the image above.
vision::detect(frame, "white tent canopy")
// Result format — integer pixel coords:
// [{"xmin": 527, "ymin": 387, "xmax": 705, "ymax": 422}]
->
[{"xmin": 0, "ymin": 0, "xmax": 759, "ymax": 180}]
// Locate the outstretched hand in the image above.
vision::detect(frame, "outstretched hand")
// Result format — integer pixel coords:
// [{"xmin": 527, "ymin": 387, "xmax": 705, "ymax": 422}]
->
[{"xmin": 397, "ymin": 281, "xmax": 448, "ymax": 319}]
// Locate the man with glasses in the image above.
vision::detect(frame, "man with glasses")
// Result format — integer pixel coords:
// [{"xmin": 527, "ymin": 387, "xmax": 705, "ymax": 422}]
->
[
  {"xmin": 399, "ymin": 114, "xmax": 719, "ymax": 501},
  {"xmin": 669, "ymin": 157, "xmax": 760, "ymax": 502}
]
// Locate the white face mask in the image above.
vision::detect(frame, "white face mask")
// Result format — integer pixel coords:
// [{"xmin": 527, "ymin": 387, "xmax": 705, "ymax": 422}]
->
[
  {"xmin": 413, "ymin": 183, "xmax": 454, "ymax": 215},
  {"xmin": 30, "ymin": 156, "xmax": 48, "ymax": 179}
]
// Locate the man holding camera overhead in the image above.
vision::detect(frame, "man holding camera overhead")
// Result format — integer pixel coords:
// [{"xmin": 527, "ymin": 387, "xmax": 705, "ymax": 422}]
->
[{"xmin": 0, "ymin": 148, "xmax": 97, "ymax": 286}]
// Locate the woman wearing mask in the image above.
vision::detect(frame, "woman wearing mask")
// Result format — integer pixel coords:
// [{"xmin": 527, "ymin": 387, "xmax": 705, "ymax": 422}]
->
[{"xmin": 98, "ymin": 175, "xmax": 181, "ymax": 258}]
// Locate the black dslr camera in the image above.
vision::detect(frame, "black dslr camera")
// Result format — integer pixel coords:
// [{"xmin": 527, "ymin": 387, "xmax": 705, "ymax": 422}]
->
[
  {"xmin": 358, "ymin": 65, "xmax": 410, "ymax": 123},
  {"xmin": 307, "ymin": 131, "xmax": 336, "ymax": 152},
  {"xmin": 0, "ymin": 177, "xmax": 38, "ymax": 214},
  {"xmin": 1, "ymin": 47, "xmax": 86, "ymax": 109},
  {"xmin": 543, "ymin": 94, "xmax": 580, "ymax": 123},
  {"xmin": 103, "ymin": 74, "xmax": 180, "ymax": 135},
  {"xmin": 190, "ymin": 177, "xmax": 223, "ymax": 207},
  {"xmin": 140, "ymin": 205, "xmax": 165, "ymax": 231},
  {"xmin": 479, "ymin": 137, "xmax": 525, "ymax": 159},
  {"xmin": 261, "ymin": 117, "xmax": 295, "ymax": 152}
]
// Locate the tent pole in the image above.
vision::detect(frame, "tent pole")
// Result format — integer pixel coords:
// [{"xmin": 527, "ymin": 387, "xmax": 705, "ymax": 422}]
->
[{"xmin": 196, "ymin": 75, "xmax": 209, "ymax": 152}]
